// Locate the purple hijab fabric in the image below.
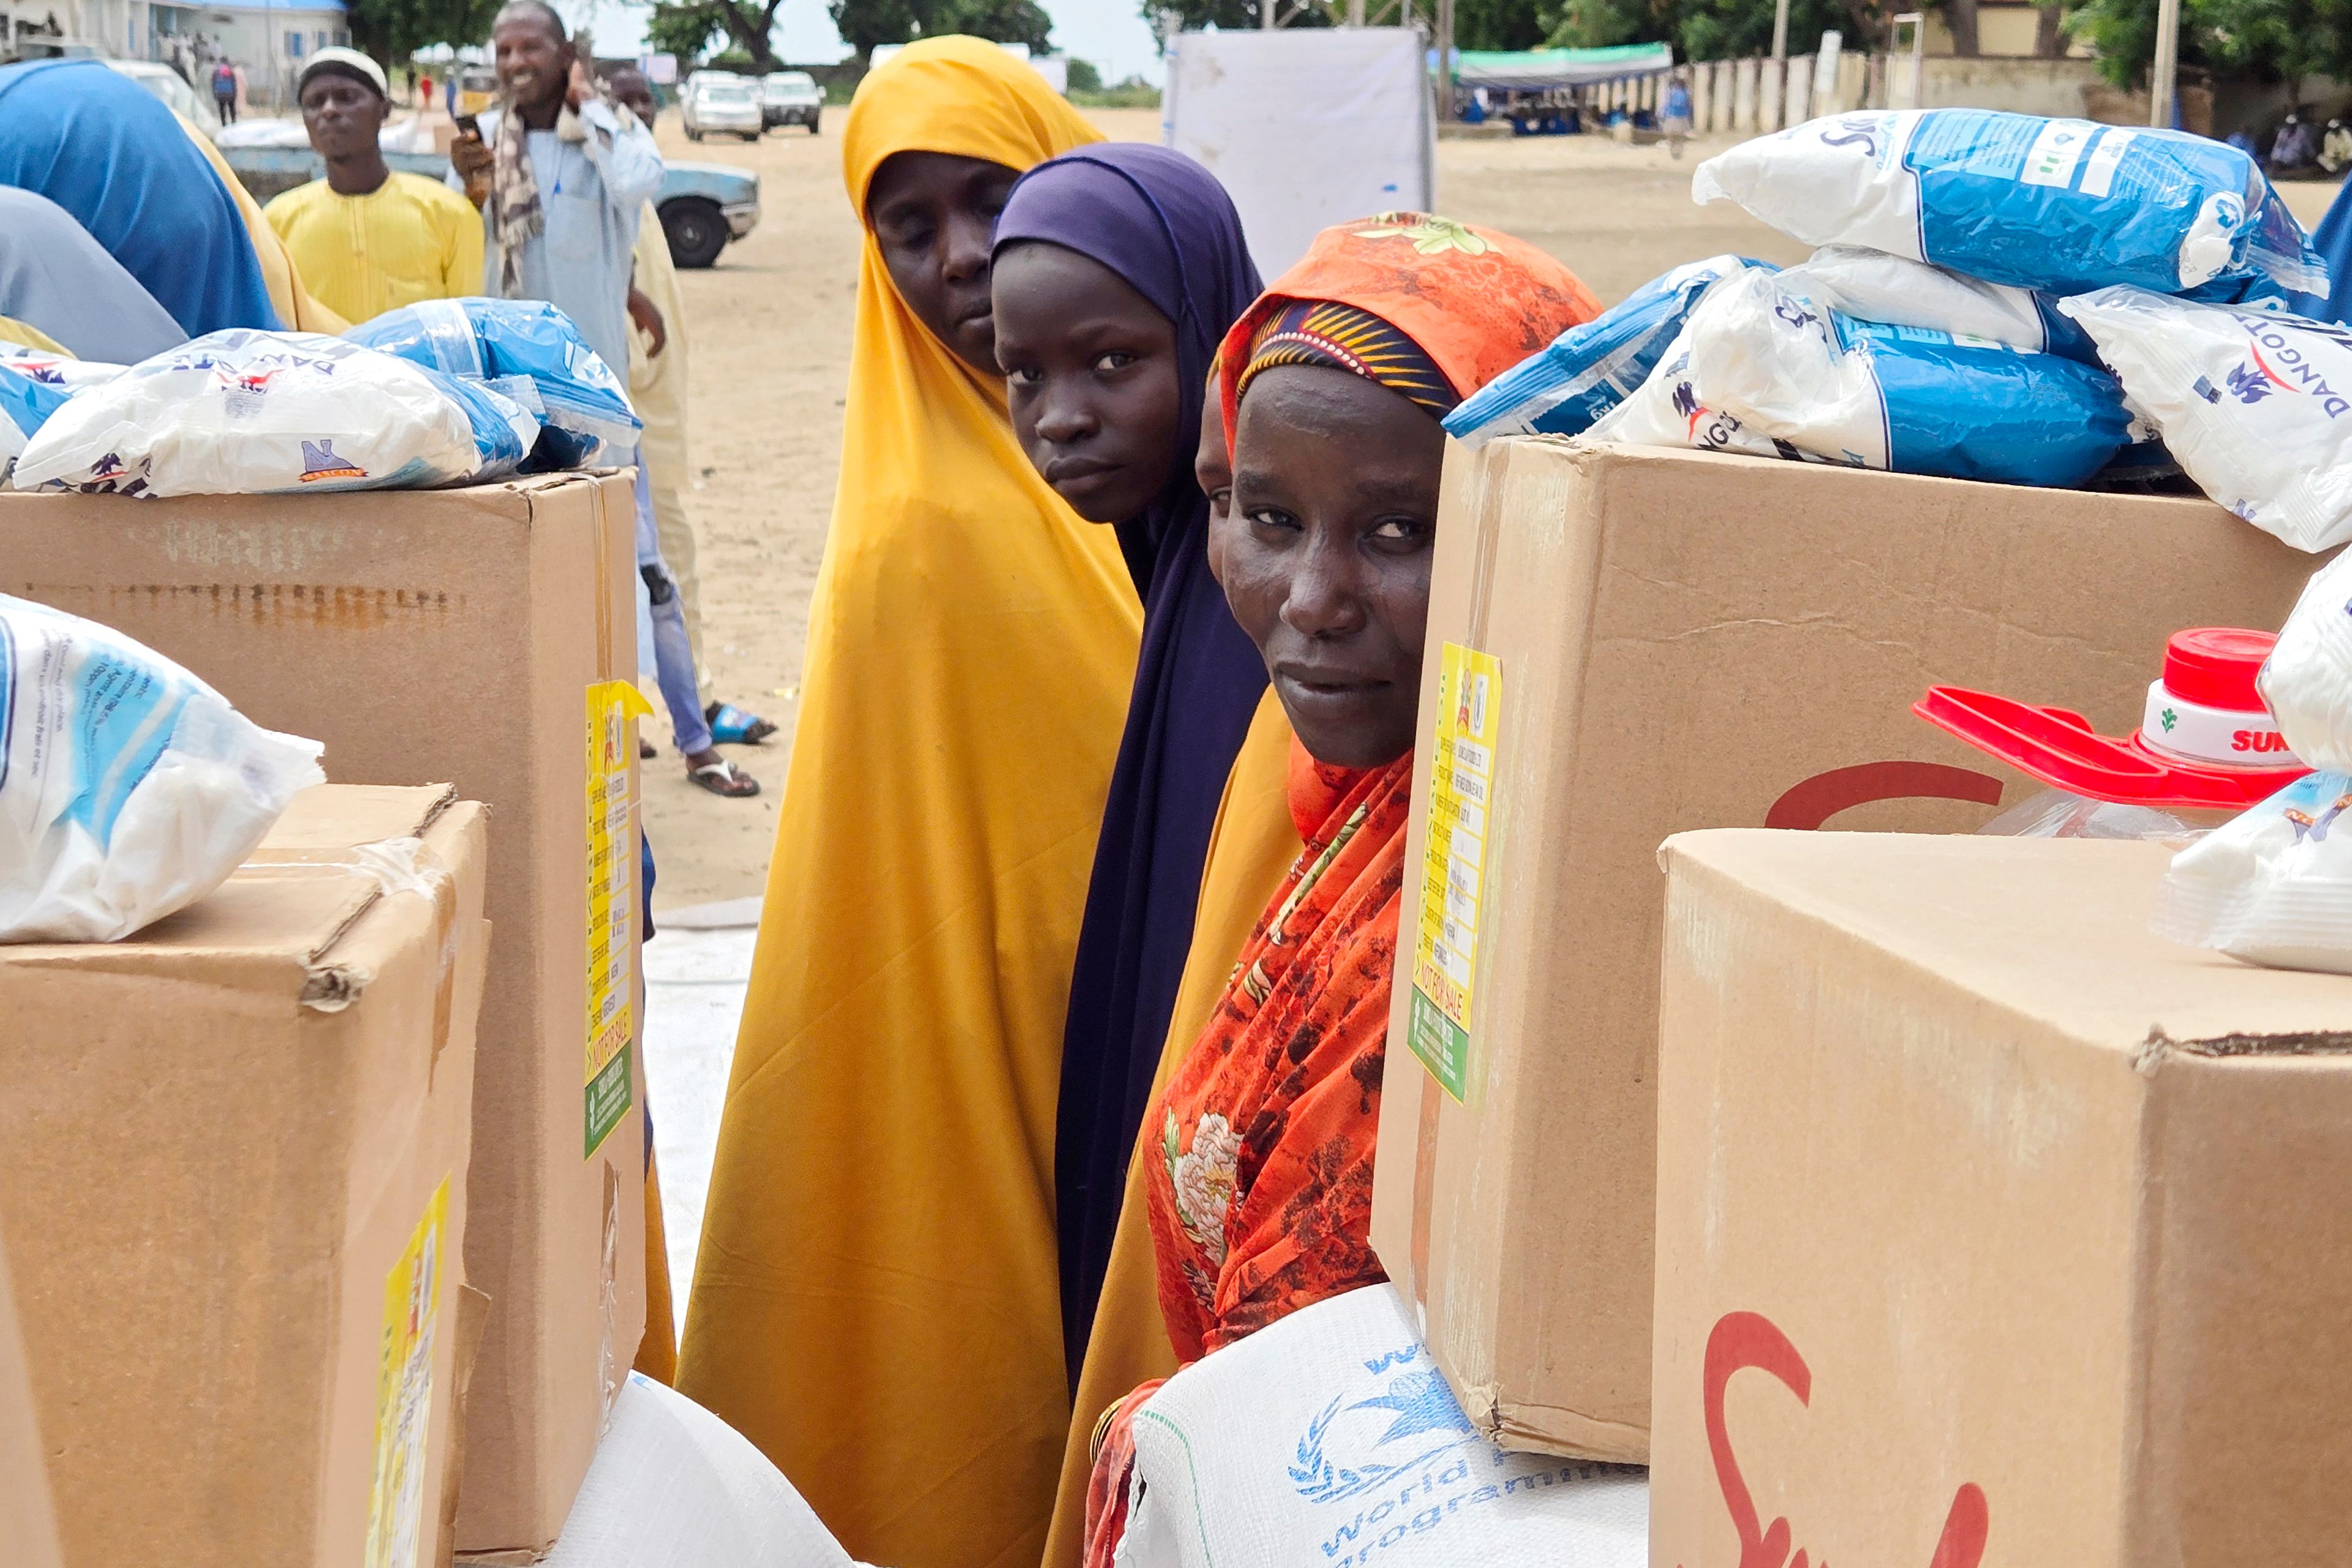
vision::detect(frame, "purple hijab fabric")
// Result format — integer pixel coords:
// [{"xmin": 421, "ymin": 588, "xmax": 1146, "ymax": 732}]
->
[{"xmin": 994, "ymin": 144, "xmax": 1267, "ymax": 1384}]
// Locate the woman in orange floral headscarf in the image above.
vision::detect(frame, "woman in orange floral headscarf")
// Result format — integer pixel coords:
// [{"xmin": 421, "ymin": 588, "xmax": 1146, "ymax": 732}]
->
[{"xmin": 1082, "ymin": 214, "xmax": 1597, "ymax": 1566}]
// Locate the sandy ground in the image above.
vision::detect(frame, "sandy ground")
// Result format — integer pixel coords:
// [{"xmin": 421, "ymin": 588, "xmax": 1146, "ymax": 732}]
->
[{"xmin": 641, "ymin": 107, "xmax": 2345, "ymax": 910}]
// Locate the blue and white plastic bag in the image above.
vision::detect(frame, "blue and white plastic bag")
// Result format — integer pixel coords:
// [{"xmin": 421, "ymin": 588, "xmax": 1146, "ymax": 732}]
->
[
  {"xmin": 0, "ymin": 345, "xmax": 125, "ymax": 481},
  {"xmin": 0, "ymin": 594, "xmax": 324, "ymax": 942},
  {"xmin": 2057, "ymin": 287, "xmax": 2352, "ymax": 551},
  {"xmin": 1775, "ymin": 244, "xmax": 2097, "ymax": 360},
  {"xmin": 1593, "ymin": 268, "xmax": 2130, "ymax": 484},
  {"xmin": 347, "ymin": 298, "xmax": 641, "ymax": 469},
  {"xmin": 1694, "ymin": 110, "xmax": 2326, "ymax": 298},
  {"xmin": 1444, "ymin": 255, "xmax": 1771, "ymax": 443},
  {"xmin": 10, "ymin": 331, "xmax": 537, "ymax": 497}
]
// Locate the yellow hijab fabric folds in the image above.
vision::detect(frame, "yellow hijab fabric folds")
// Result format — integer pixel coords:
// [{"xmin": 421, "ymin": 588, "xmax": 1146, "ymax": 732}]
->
[{"xmin": 675, "ymin": 39, "xmax": 1138, "ymax": 1568}]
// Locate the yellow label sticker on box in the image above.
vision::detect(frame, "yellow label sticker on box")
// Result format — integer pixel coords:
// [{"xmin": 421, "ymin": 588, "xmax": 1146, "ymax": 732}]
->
[
  {"xmin": 364, "ymin": 1177, "xmax": 448, "ymax": 1568},
  {"xmin": 587, "ymin": 679, "xmax": 652, "ymax": 1158},
  {"xmin": 1407, "ymin": 643, "xmax": 1501, "ymax": 1102}
]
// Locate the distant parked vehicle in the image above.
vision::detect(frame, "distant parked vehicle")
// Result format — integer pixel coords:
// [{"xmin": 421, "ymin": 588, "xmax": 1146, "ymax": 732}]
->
[
  {"xmin": 108, "ymin": 58, "xmax": 220, "ymax": 140},
  {"xmin": 219, "ymin": 145, "xmax": 761, "ymax": 270},
  {"xmin": 760, "ymin": 70, "xmax": 822, "ymax": 134},
  {"xmin": 681, "ymin": 72, "xmax": 763, "ymax": 142}
]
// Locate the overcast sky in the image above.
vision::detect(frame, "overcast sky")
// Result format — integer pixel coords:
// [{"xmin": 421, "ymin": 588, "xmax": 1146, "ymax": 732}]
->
[{"xmin": 557, "ymin": 0, "xmax": 1169, "ymax": 83}]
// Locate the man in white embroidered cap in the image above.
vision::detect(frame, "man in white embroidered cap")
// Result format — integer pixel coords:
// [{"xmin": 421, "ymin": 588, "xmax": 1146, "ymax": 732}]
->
[{"xmin": 263, "ymin": 46, "xmax": 484, "ymax": 326}]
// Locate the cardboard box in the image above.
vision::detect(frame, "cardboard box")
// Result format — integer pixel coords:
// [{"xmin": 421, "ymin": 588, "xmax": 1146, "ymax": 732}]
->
[
  {"xmin": 1370, "ymin": 440, "xmax": 2327, "ymax": 1462},
  {"xmin": 0, "ymin": 473, "xmax": 649, "ymax": 1555},
  {"xmin": 0, "ymin": 783, "xmax": 488, "ymax": 1566},
  {"xmin": 0, "ymin": 1237, "xmax": 62, "ymax": 1568},
  {"xmin": 1652, "ymin": 831, "xmax": 2352, "ymax": 1567}
]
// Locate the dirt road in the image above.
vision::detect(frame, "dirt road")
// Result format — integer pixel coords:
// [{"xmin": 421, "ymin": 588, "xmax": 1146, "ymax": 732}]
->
[{"xmin": 641, "ymin": 107, "xmax": 2343, "ymax": 910}]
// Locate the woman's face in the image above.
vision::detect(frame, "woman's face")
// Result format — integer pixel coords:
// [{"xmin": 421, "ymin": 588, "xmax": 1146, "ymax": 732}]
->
[
  {"xmin": 1225, "ymin": 364, "xmax": 1445, "ymax": 769},
  {"xmin": 993, "ymin": 243, "xmax": 1184, "ymax": 524},
  {"xmin": 866, "ymin": 151, "xmax": 1022, "ymax": 377},
  {"xmin": 1197, "ymin": 377, "xmax": 1233, "ymax": 584}
]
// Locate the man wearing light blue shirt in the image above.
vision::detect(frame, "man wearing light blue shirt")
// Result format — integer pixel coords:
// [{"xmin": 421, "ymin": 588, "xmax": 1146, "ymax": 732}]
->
[
  {"xmin": 450, "ymin": 1, "xmax": 758, "ymax": 796},
  {"xmin": 450, "ymin": 0, "xmax": 662, "ymax": 378}
]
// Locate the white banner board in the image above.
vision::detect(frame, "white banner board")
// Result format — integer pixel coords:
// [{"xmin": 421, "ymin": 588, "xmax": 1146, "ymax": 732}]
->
[{"xmin": 1163, "ymin": 28, "xmax": 1435, "ymax": 279}]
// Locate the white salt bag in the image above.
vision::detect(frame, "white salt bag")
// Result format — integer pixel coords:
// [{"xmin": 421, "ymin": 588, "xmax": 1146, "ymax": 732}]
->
[
  {"xmin": 541, "ymin": 1374, "xmax": 855, "ymax": 1568},
  {"xmin": 2057, "ymin": 287, "xmax": 2352, "ymax": 551},
  {"xmin": 0, "ymin": 594, "xmax": 323, "ymax": 942},
  {"xmin": 1115, "ymin": 1287, "xmax": 1647, "ymax": 1568}
]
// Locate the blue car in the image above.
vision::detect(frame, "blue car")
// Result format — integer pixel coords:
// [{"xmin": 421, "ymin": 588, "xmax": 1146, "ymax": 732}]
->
[{"xmin": 222, "ymin": 147, "xmax": 761, "ymax": 270}]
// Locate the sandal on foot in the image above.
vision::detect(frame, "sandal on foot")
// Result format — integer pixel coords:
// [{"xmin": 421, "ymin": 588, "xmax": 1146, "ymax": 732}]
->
[
  {"xmin": 705, "ymin": 701, "xmax": 779, "ymax": 745},
  {"xmin": 688, "ymin": 758, "xmax": 760, "ymax": 797}
]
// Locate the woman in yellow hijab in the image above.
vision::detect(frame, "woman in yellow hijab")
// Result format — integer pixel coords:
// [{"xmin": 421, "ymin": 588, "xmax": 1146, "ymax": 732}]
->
[{"xmin": 675, "ymin": 39, "xmax": 1139, "ymax": 1568}]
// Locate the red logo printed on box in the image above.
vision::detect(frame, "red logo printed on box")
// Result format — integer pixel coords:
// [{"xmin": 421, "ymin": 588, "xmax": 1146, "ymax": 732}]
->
[{"xmin": 1687, "ymin": 1310, "xmax": 1989, "ymax": 1568}]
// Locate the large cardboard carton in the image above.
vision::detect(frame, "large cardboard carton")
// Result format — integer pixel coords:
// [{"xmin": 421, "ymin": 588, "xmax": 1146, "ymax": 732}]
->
[
  {"xmin": 1652, "ymin": 831, "xmax": 2352, "ymax": 1567},
  {"xmin": 0, "ymin": 783, "xmax": 488, "ymax": 1566},
  {"xmin": 0, "ymin": 474, "xmax": 649, "ymax": 1555},
  {"xmin": 1370, "ymin": 440, "xmax": 2326, "ymax": 1461},
  {"xmin": 0, "ymin": 1237, "xmax": 62, "ymax": 1568}
]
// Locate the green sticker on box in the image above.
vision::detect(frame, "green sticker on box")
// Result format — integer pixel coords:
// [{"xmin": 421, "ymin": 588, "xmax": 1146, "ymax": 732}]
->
[{"xmin": 1406, "ymin": 643, "xmax": 1500, "ymax": 1102}]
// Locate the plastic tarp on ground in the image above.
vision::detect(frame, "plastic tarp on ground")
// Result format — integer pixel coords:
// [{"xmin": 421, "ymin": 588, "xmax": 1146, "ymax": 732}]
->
[
  {"xmin": 1452, "ymin": 43, "xmax": 1673, "ymax": 89},
  {"xmin": 1164, "ymin": 28, "xmax": 1434, "ymax": 279}
]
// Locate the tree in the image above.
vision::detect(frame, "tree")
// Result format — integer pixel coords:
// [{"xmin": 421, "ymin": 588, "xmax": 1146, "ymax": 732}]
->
[
  {"xmin": 826, "ymin": 0, "xmax": 1054, "ymax": 61},
  {"xmin": 1547, "ymin": 0, "xmax": 1893, "ymax": 57},
  {"xmin": 1455, "ymin": 0, "xmax": 1556, "ymax": 48},
  {"xmin": 1142, "ymin": 0, "xmax": 1323, "ymax": 34},
  {"xmin": 1066, "ymin": 55, "xmax": 1104, "ymax": 89},
  {"xmin": 2067, "ymin": 0, "xmax": 2352, "ymax": 86},
  {"xmin": 643, "ymin": 0, "xmax": 791, "ymax": 70},
  {"xmin": 345, "ymin": 0, "xmax": 500, "ymax": 62}
]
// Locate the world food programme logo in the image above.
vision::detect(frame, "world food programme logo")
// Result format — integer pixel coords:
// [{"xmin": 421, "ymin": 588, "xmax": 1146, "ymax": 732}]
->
[
  {"xmin": 299, "ymin": 439, "xmax": 367, "ymax": 483},
  {"xmin": 1289, "ymin": 1343, "xmax": 1476, "ymax": 1504}
]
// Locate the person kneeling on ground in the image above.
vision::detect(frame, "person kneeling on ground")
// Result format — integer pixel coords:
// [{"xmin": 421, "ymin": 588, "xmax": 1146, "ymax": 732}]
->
[{"xmin": 1079, "ymin": 213, "xmax": 1596, "ymax": 1566}]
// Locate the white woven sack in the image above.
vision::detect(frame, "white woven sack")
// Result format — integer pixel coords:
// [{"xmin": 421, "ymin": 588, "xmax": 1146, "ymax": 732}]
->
[
  {"xmin": 542, "ymin": 1373, "xmax": 857, "ymax": 1568},
  {"xmin": 1117, "ymin": 1286, "xmax": 1647, "ymax": 1568}
]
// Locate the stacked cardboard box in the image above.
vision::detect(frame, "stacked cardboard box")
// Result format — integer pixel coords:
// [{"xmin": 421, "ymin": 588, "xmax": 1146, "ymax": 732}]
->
[
  {"xmin": 0, "ymin": 472, "xmax": 650, "ymax": 1555},
  {"xmin": 0, "ymin": 784, "xmax": 489, "ymax": 1566},
  {"xmin": 1369, "ymin": 440, "xmax": 2324, "ymax": 1461},
  {"xmin": 0, "ymin": 1236, "xmax": 61, "ymax": 1568},
  {"xmin": 1653, "ymin": 832, "xmax": 2352, "ymax": 1565}
]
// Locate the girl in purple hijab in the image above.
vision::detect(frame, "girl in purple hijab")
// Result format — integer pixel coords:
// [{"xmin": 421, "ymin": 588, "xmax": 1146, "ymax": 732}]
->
[{"xmin": 991, "ymin": 143, "xmax": 1266, "ymax": 1381}]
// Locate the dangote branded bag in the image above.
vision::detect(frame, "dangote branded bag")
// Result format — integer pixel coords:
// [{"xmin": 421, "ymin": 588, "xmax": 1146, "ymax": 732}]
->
[
  {"xmin": 1694, "ymin": 110, "xmax": 2325, "ymax": 298},
  {"xmin": 0, "ymin": 594, "xmax": 323, "ymax": 942},
  {"xmin": 1114, "ymin": 1287, "xmax": 1646, "ymax": 1568},
  {"xmin": 2059, "ymin": 287, "xmax": 2352, "ymax": 552},
  {"xmin": 1591, "ymin": 269, "xmax": 2130, "ymax": 486},
  {"xmin": 11, "ymin": 330, "xmax": 536, "ymax": 497}
]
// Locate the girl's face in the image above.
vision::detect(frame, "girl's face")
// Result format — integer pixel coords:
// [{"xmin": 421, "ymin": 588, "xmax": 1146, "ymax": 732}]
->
[
  {"xmin": 1223, "ymin": 364, "xmax": 1444, "ymax": 769},
  {"xmin": 866, "ymin": 151, "xmax": 1022, "ymax": 377},
  {"xmin": 992, "ymin": 242, "xmax": 1183, "ymax": 524}
]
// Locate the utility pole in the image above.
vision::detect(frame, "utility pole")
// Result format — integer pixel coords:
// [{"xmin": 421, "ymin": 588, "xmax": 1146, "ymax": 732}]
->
[
  {"xmin": 1262, "ymin": 0, "xmax": 1274, "ymax": 30},
  {"xmin": 1771, "ymin": 0, "xmax": 1790, "ymax": 61},
  {"xmin": 2149, "ymin": 0, "xmax": 2179, "ymax": 127}
]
